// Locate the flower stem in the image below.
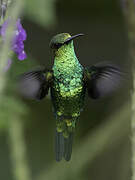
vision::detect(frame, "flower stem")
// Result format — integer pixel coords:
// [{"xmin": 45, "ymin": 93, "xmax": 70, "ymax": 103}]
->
[
  {"xmin": 8, "ymin": 114, "xmax": 31, "ymax": 180},
  {"xmin": 0, "ymin": 0, "xmax": 31, "ymax": 180},
  {"xmin": 0, "ymin": 0, "xmax": 23, "ymax": 95}
]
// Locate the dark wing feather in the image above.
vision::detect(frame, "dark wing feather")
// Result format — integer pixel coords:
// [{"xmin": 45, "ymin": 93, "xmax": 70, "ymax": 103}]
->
[
  {"xmin": 84, "ymin": 64, "xmax": 123, "ymax": 99},
  {"xmin": 18, "ymin": 69, "xmax": 53, "ymax": 100}
]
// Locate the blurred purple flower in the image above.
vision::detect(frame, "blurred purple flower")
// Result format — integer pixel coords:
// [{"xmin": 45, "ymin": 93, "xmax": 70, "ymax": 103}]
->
[
  {"xmin": 3, "ymin": 59, "xmax": 12, "ymax": 72},
  {"xmin": 0, "ymin": 18, "xmax": 27, "ymax": 60}
]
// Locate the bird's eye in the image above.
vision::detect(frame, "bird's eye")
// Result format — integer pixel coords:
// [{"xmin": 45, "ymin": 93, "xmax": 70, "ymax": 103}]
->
[
  {"xmin": 50, "ymin": 42, "xmax": 63, "ymax": 49},
  {"xmin": 54, "ymin": 43, "xmax": 62, "ymax": 49}
]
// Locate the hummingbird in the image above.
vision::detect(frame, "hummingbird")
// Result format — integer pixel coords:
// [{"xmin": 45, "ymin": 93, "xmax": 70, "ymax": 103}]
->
[{"xmin": 18, "ymin": 33, "xmax": 122, "ymax": 161}]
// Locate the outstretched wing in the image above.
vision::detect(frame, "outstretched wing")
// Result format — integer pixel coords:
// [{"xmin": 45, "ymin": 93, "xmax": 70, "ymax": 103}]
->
[
  {"xmin": 84, "ymin": 63, "xmax": 123, "ymax": 99},
  {"xmin": 18, "ymin": 68, "xmax": 53, "ymax": 100}
]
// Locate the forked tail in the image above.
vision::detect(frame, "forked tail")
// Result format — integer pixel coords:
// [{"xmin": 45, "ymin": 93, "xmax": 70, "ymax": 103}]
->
[{"xmin": 55, "ymin": 131, "xmax": 73, "ymax": 161}]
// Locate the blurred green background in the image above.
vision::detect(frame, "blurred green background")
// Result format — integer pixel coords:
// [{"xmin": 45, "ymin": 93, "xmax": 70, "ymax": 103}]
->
[{"xmin": 0, "ymin": 0, "xmax": 132, "ymax": 180}]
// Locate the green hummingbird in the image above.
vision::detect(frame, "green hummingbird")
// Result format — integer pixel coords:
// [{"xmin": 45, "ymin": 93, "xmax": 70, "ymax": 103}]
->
[{"xmin": 19, "ymin": 33, "xmax": 122, "ymax": 161}]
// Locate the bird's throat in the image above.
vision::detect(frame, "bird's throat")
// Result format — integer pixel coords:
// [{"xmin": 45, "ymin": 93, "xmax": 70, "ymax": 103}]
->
[{"xmin": 53, "ymin": 50, "xmax": 82, "ymax": 78}]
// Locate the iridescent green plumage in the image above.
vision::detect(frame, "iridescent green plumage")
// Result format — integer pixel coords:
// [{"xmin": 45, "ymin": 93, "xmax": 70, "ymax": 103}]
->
[
  {"xmin": 51, "ymin": 34, "xmax": 85, "ymax": 127},
  {"xmin": 18, "ymin": 33, "xmax": 123, "ymax": 162},
  {"xmin": 50, "ymin": 33, "xmax": 85, "ymax": 161}
]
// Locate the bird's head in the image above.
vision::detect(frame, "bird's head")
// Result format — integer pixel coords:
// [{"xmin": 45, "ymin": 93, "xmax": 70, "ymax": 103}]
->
[{"xmin": 49, "ymin": 33, "xmax": 84, "ymax": 56}]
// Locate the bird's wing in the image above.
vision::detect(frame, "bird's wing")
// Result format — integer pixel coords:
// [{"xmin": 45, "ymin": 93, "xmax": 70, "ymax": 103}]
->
[
  {"xmin": 18, "ymin": 68, "xmax": 53, "ymax": 100},
  {"xmin": 84, "ymin": 63, "xmax": 123, "ymax": 99}
]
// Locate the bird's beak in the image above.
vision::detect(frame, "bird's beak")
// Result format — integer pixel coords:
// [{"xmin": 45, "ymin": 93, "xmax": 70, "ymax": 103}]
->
[{"xmin": 64, "ymin": 33, "xmax": 84, "ymax": 44}]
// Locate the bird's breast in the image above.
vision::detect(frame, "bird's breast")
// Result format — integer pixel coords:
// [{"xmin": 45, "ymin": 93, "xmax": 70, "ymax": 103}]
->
[
  {"xmin": 51, "ymin": 65, "xmax": 85, "ymax": 117},
  {"xmin": 56, "ymin": 78, "xmax": 83, "ymax": 98}
]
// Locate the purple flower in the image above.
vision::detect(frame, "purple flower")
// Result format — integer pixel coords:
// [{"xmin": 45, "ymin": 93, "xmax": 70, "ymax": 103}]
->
[{"xmin": 0, "ymin": 18, "xmax": 27, "ymax": 60}]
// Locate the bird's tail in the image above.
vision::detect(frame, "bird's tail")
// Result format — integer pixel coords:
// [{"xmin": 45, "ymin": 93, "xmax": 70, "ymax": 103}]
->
[
  {"xmin": 64, "ymin": 132, "xmax": 73, "ymax": 161},
  {"xmin": 55, "ymin": 131, "xmax": 74, "ymax": 162}
]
